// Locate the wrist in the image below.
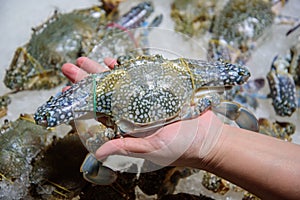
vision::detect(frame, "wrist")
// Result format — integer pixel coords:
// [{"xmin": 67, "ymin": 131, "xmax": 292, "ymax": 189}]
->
[
  {"xmin": 177, "ymin": 111, "xmax": 227, "ymax": 169},
  {"xmin": 191, "ymin": 122, "xmax": 231, "ymax": 170},
  {"xmin": 198, "ymin": 123, "xmax": 300, "ymax": 199}
]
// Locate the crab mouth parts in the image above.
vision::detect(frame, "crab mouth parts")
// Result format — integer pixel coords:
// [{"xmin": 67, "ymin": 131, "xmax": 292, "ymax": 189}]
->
[{"xmin": 35, "ymin": 117, "xmax": 49, "ymax": 127}]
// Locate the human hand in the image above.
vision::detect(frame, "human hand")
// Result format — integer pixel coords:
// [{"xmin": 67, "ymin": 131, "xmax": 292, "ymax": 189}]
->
[
  {"xmin": 62, "ymin": 57, "xmax": 225, "ymax": 169},
  {"xmin": 61, "ymin": 57, "xmax": 117, "ymax": 91}
]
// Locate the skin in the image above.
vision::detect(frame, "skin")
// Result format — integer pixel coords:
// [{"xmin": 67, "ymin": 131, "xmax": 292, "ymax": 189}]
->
[{"xmin": 62, "ymin": 57, "xmax": 300, "ymax": 199}]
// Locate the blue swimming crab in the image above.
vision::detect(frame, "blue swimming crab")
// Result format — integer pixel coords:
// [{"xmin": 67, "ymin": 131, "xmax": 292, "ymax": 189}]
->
[
  {"xmin": 4, "ymin": 2, "xmax": 157, "ymax": 91},
  {"xmin": 0, "ymin": 114, "xmax": 52, "ymax": 199},
  {"xmin": 266, "ymin": 27, "xmax": 300, "ymax": 117},
  {"xmin": 288, "ymin": 34, "xmax": 300, "ymax": 86},
  {"xmin": 267, "ymin": 54, "xmax": 297, "ymax": 117},
  {"xmin": 224, "ymin": 53, "xmax": 297, "ymax": 117},
  {"xmin": 208, "ymin": 0, "xmax": 294, "ymax": 64},
  {"xmin": 258, "ymin": 118, "xmax": 295, "ymax": 141},
  {"xmin": 170, "ymin": 0, "xmax": 221, "ymax": 37},
  {"xmin": 170, "ymin": 0, "xmax": 291, "ymax": 64},
  {"xmin": 34, "ymin": 54, "xmax": 258, "ymax": 185},
  {"xmin": 224, "ymin": 78, "xmax": 266, "ymax": 110}
]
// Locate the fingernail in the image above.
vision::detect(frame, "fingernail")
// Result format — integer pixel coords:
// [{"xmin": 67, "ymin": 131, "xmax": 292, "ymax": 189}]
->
[
  {"xmin": 61, "ymin": 63, "xmax": 80, "ymax": 83},
  {"xmin": 76, "ymin": 57, "xmax": 86, "ymax": 66},
  {"xmin": 62, "ymin": 63, "xmax": 77, "ymax": 76},
  {"xmin": 104, "ymin": 57, "xmax": 117, "ymax": 69}
]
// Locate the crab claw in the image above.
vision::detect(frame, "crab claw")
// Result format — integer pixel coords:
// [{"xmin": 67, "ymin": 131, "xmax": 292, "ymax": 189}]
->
[
  {"xmin": 80, "ymin": 153, "xmax": 117, "ymax": 185},
  {"xmin": 212, "ymin": 101, "xmax": 259, "ymax": 132}
]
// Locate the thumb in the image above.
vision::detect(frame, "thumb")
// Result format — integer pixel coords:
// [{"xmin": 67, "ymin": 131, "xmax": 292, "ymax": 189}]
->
[
  {"xmin": 95, "ymin": 118, "xmax": 200, "ymax": 166},
  {"xmin": 94, "ymin": 136, "xmax": 178, "ymax": 167}
]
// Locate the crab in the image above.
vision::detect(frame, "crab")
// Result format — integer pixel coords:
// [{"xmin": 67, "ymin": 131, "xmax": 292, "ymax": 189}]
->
[
  {"xmin": 170, "ymin": 0, "xmax": 290, "ymax": 63},
  {"xmin": 100, "ymin": 0, "xmax": 126, "ymax": 12},
  {"xmin": 0, "ymin": 95, "xmax": 11, "ymax": 118},
  {"xmin": 283, "ymin": 28, "xmax": 300, "ymax": 87},
  {"xmin": 265, "ymin": 27, "xmax": 300, "ymax": 116},
  {"xmin": 137, "ymin": 164, "xmax": 195, "ymax": 197},
  {"xmin": 208, "ymin": 0, "xmax": 293, "ymax": 64},
  {"xmin": 224, "ymin": 78, "xmax": 266, "ymax": 110},
  {"xmin": 201, "ymin": 171, "xmax": 230, "ymax": 195},
  {"xmin": 289, "ymin": 38, "xmax": 300, "ymax": 86},
  {"xmin": 224, "ymin": 50, "xmax": 298, "ymax": 117},
  {"xmin": 4, "ymin": 2, "xmax": 157, "ymax": 92},
  {"xmin": 211, "ymin": 0, "xmax": 274, "ymax": 49},
  {"xmin": 34, "ymin": 54, "xmax": 258, "ymax": 185},
  {"xmin": 0, "ymin": 114, "xmax": 137, "ymax": 199},
  {"xmin": 267, "ymin": 55, "xmax": 297, "ymax": 116},
  {"xmin": 258, "ymin": 118, "xmax": 295, "ymax": 141},
  {"xmin": 0, "ymin": 114, "xmax": 52, "ymax": 198},
  {"xmin": 170, "ymin": 0, "xmax": 221, "ymax": 37}
]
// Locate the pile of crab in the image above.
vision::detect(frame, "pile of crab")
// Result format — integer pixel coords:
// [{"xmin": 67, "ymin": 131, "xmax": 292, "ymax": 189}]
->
[{"xmin": 1, "ymin": 0, "xmax": 299, "ymax": 199}]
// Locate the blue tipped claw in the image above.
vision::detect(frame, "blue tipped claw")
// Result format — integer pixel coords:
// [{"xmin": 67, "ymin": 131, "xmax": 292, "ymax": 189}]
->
[{"xmin": 80, "ymin": 153, "xmax": 117, "ymax": 185}]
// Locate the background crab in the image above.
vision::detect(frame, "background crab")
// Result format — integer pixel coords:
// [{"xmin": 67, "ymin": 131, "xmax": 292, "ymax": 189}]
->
[
  {"xmin": 4, "ymin": 1, "xmax": 158, "ymax": 92},
  {"xmin": 0, "ymin": 1, "xmax": 162, "ymax": 119}
]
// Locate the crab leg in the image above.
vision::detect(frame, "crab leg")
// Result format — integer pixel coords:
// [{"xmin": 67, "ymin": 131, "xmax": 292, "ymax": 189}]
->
[
  {"xmin": 114, "ymin": 2, "xmax": 154, "ymax": 29},
  {"xmin": 212, "ymin": 101, "xmax": 259, "ymax": 132}
]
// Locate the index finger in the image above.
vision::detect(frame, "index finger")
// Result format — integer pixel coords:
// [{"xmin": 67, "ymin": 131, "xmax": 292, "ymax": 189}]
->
[{"xmin": 77, "ymin": 57, "xmax": 110, "ymax": 73}]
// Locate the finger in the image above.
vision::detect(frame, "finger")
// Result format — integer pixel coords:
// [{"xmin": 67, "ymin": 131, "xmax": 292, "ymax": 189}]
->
[
  {"xmin": 95, "ymin": 137, "xmax": 154, "ymax": 161},
  {"xmin": 104, "ymin": 57, "xmax": 118, "ymax": 69},
  {"xmin": 95, "ymin": 122, "xmax": 183, "ymax": 161},
  {"xmin": 77, "ymin": 57, "xmax": 109, "ymax": 73},
  {"xmin": 61, "ymin": 63, "xmax": 88, "ymax": 83},
  {"xmin": 62, "ymin": 86, "xmax": 71, "ymax": 92}
]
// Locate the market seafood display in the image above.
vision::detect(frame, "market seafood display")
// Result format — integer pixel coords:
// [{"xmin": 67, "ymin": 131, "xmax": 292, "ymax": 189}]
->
[
  {"xmin": 1, "ymin": 0, "xmax": 299, "ymax": 199},
  {"xmin": 171, "ymin": 0, "xmax": 288, "ymax": 64},
  {"xmin": 4, "ymin": 1, "xmax": 157, "ymax": 91}
]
